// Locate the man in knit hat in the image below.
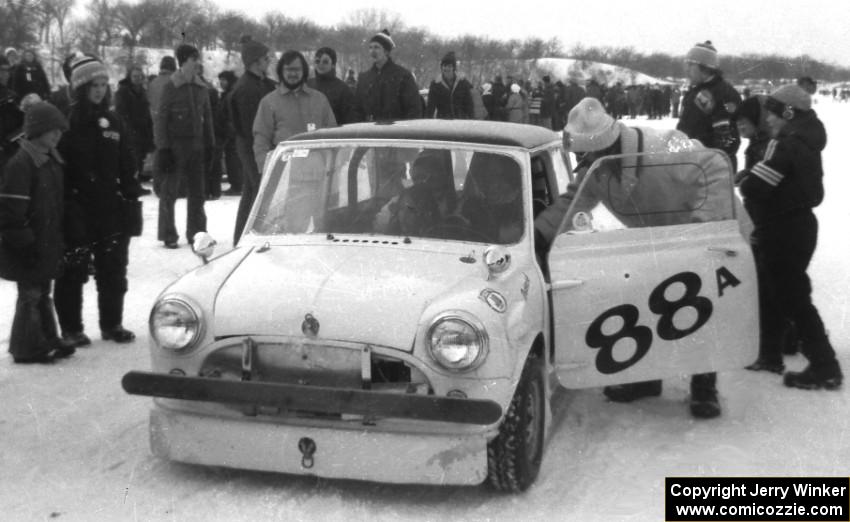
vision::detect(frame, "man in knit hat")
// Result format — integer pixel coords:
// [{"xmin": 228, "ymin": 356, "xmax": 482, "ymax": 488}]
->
[
  {"xmin": 0, "ymin": 101, "xmax": 76, "ymax": 363},
  {"xmin": 737, "ymin": 84, "xmax": 842, "ymax": 390},
  {"xmin": 425, "ymin": 51, "xmax": 473, "ymax": 120},
  {"xmin": 350, "ymin": 29, "xmax": 421, "ymax": 122},
  {"xmin": 230, "ymin": 35, "xmax": 275, "ymax": 245},
  {"xmin": 154, "ymin": 44, "xmax": 214, "ymax": 249},
  {"xmin": 677, "ymin": 41, "xmax": 742, "ymax": 170},
  {"xmin": 535, "ymin": 97, "xmax": 752, "ymax": 419}
]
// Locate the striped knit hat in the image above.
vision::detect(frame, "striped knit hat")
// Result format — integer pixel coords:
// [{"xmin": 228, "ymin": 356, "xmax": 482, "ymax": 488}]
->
[
  {"xmin": 70, "ymin": 55, "xmax": 109, "ymax": 89},
  {"xmin": 685, "ymin": 41, "xmax": 718, "ymax": 70},
  {"xmin": 370, "ymin": 29, "xmax": 395, "ymax": 52}
]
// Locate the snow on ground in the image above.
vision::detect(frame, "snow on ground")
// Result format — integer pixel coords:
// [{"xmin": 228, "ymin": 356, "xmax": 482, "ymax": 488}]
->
[{"xmin": 1, "ymin": 102, "xmax": 849, "ymax": 522}]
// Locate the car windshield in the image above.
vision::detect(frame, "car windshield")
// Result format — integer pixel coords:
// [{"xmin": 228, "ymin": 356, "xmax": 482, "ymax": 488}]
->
[{"xmin": 249, "ymin": 145, "xmax": 525, "ymax": 244}]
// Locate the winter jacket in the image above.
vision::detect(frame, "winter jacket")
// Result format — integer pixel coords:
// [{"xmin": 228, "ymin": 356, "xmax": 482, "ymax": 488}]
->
[
  {"xmin": 0, "ymin": 85, "xmax": 22, "ymax": 165},
  {"xmin": 739, "ymin": 111, "xmax": 826, "ymax": 227},
  {"xmin": 230, "ymin": 70, "xmax": 276, "ymax": 141},
  {"xmin": 0, "ymin": 140, "xmax": 64, "ymax": 282},
  {"xmin": 426, "ymin": 76, "xmax": 473, "ymax": 119},
  {"xmin": 148, "ymin": 72, "xmax": 171, "ymax": 125},
  {"xmin": 742, "ymin": 130, "xmax": 771, "ymax": 171},
  {"xmin": 351, "ymin": 58, "xmax": 422, "ymax": 122},
  {"xmin": 154, "ymin": 69, "xmax": 215, "ymax": 151},
  {"xmin": 11, "ymin": 62, "xmax": 50, "ymax": 100},
  {"xmin": 252, "ymin": 84, "xmax": 336, "ymax": 170},
  {"xmin": 308, "ymin": 70, "xmax": 355, "ymax": 125},
  {"xmin": 58, "ymin": 106, "xmax": 144, "ymax": 246},
  {"xmin": 540, "ymin": 83, "xmax": 556, "ymax": 118},
  {"xmin": 506, "ymin": 92, "xmax": 526, "ymax": 123},
  {"xmin": 677, "ymin": 74, "xmax": 741, "ymax": 161},
  {"xmin": 536, "ymin": 124, "xmax": 746, "ymax": 245},
  {"xmin": 114, "ymin": 79, "xmax": 154, "ymax": 159}
]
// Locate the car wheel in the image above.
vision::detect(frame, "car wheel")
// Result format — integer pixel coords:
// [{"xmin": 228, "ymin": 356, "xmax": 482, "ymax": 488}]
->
[{"xmin": 487, "ymin": 354, "xmax": 545, "ymax": 492}]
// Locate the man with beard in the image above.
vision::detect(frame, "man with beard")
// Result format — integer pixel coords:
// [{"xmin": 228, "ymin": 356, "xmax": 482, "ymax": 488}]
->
[
  {"xmin": 425, "ymin": 51, "xmax": 473, "ymax": 120},
  {"xmin": 307, "ymin": 47, "xmax": 354, "ymax": 125},
  {"xmin": 350, "ymin": 29, "xmax": 421, "ymax": 122},
  {"xmin": 252, "ymin": 50, "xmax": 336, "ymax": 175}
]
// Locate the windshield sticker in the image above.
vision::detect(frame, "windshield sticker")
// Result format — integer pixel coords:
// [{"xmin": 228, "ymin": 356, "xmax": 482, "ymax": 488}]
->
[
  {"xmin": 480, "ymin": 289, "xmax": 507, "ymax": 313},
  {"xmin": 520, "ymin": 273, "xmax": 530, "ymax": 300},
  {"xmin": 279, "ymin": 151, "xmax": 292, "ymax": 161},
  {"xmin": 292, "ymin": 149, "xmax": 310, "ymax": 158},
  {"xmin": 571, "ymin": 211, "xmax": 593, "ymax": 232}
]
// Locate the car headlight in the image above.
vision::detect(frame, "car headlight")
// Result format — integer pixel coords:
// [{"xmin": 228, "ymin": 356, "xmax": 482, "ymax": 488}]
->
[
  {"xmin": 150, "ymin": 297, "xmax": 202, "ymax": 350},
  {"xmin": 427, "ymin": 313, "xmax": 488, "ymax": 372}
]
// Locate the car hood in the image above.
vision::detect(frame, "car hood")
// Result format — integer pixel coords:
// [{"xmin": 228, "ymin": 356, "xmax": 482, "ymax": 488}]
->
[{"xmin": 214, "ymin": 244, "xmax": 487, "ymax": 350}]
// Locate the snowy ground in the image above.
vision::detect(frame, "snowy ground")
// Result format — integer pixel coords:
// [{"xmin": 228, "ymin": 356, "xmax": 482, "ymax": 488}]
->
[{"xmin": 2, "ymin": 101, "xmax": 849, "ymax": 522}]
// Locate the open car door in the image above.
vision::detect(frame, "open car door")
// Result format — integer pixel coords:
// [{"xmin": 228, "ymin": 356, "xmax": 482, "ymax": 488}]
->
[{"xmin": 548, "ymin": 150, "xmax": 758, "ymax": 389}]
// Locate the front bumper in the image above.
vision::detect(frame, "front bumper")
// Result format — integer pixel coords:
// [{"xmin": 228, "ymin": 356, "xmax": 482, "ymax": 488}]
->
[
  {"xmin": 149, "ymin": 405, "xmax": 490, "ymax": 485},
  {"xmin": 122, "ymin": 371, "xmax": 503, "ymax": 425}
]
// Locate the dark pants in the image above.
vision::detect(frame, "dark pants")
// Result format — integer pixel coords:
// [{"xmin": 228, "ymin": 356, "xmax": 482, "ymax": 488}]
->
[
  {"xmin": 753, "ymin": 211, "xmax": 836, "ymax": 368},
  {"xmin": 55, "ymin": 235, "xmax": 130, "ymax": 333},
  {"xmin": 233, "ymin": 136, "xmax": 260, "ymax": 245},
  {"xmin": 9, "ymin": 280, "xmax": 60, "ymax": 359},
  {"xmin": 207, "ymin": 144, "xmax": 223, "ymax": 199},
  {"xmin": 223, "ymin": 137, "xmax": 242, "ymax": 191},
  {"xmin": 158, "ymin": 147, "xmax": 207, "ymax": 244}
]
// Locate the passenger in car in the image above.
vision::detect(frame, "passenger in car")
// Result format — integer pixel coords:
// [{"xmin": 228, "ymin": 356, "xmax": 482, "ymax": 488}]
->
[{"xmin": 460, "ymin": 152, "xmax": 523, "ymax": 243}]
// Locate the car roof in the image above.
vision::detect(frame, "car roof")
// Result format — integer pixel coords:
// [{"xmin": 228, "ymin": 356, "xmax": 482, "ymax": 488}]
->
[{"xmin": 286, "ymin": 119, "xmax": 562, "ymax": 149}]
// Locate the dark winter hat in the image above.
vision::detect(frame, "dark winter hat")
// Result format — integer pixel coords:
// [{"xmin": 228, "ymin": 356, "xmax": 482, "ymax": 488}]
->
[
  {"xmin": 315, "ymin": 47, "xmax": 337, "ymax": 65},
  {"xmin": 685, "ymin": 40, "xmax": 719, "ymax": 70},
  {"xmin": 24, "ymin": 101, "xmax": 68, "ymax": 138},
  {"xmin": 765, "ymin": 84, "xmax": 812, "ymax": 118},
  {"xmin": 218, "ymin": 70, "xmax": 237, "ymax": 84},
  {"xmin": 70, "ymin": 55, "xmax": 109, "ymax": 90},
  {"xmin": 440, "ymin": 51, "xmax": 457, "ymax": 68},
  {"xmin": 159, "ymin": 55, "xmax": 176, "ymax": 73},
  {"xmin": 731, "ymin": 96, "xmax": 761, "ymax": 125},
  {"xmin": 370, "ymin": 29, "xmax": 395, "ymax": 52},
  {"xmin": 240, "ymin": 36, "xmax": 269, "ymax": 67},
  {"xmin": 175, "ymin": 44, "xmax": 200, "ymax": 67}
]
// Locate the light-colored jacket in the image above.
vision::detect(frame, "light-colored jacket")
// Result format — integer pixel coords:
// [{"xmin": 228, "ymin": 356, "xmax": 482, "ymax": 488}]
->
[
  {"xmin": 536, "ymin": 122, "xmax": 750, "ymax": 244},
  {"xmin": 252, "ymin": 84, "xmax": 336, "ymax": 171}
]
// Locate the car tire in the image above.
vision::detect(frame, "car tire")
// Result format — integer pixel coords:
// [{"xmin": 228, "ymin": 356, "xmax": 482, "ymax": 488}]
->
[{"xmin": 486, "ymin": 353, "xmax": 545, "ymax": 492}]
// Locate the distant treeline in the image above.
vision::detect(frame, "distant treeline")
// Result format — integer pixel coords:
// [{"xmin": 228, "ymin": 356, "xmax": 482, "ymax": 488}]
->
[{"xmin": 3, "ymin": 0, "xmax": 848, "ymax": 84}]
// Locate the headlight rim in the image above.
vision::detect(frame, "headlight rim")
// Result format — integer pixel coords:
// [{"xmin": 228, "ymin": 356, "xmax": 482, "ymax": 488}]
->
[
  {"xmin": 149, "ymin": 295, "xmax": 204, "ymax": 351},
  {"xmin": 426, "ymin": 311, "xmax": 489, "ymax": 373}
]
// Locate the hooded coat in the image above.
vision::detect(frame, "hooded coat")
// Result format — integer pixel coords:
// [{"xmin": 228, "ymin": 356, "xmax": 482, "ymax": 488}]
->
[
  {"xmin": 739, "ymin": 111, "xmax": 826, "ymax": 227},
  {"xmin": 0, "ymin": 140, "xmax": 64, "ymax": 282}
]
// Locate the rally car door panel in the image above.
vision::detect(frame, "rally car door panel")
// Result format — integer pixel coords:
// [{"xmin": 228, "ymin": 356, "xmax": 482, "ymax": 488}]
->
[{"xmin": 547, "ymin": 151, "xmax": 758, "ymax": 389}]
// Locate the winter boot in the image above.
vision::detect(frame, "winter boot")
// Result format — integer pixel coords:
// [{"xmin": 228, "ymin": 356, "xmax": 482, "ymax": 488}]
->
[
  {"xmin": 62, "ymin": 331, "xmax": 92, "ymax": 348},
  {"xmin": 603, "ymin": 380, "xmax": 662, "ymax": 403},
  {"xmin": 689, "ymin": 373, "xmax": 721, "ymax": 419},
  {"xmin": 745, "ymin": 359, "xmax": 785, "ymax": 374},
  {"xmin": 783, "ymin": 361, "xmax": 843, "ymax": 390},
  {"xmin": 101, "ymin": 326, "xmax": 136, "ymax": 344}
]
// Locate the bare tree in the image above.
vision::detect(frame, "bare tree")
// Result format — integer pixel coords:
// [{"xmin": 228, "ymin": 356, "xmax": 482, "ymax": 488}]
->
[
  {"xmin": 343, "ymin": 8, "xmax": 404, "ymax": 34},
  {"xmin": 114, "ymin": 0, "xmax": 155, "ymax": 60}
]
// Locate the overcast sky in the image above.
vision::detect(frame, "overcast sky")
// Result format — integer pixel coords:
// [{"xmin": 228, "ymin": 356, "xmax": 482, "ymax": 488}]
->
[{"xmin": 216, "ymin": 0, "xmax": 850, "ymax": 67}]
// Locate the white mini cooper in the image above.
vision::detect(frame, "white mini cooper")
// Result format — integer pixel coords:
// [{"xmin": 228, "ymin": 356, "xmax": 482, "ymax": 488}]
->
[{"xmin": 123, "ymin": 120, "xmax": 757, "ymax": 492}]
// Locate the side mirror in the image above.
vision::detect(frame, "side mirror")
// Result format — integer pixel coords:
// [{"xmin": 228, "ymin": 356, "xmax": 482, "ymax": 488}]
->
[{"xmin": 192, "ymin": 232, "xmax": 217, "ymax": 264}]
